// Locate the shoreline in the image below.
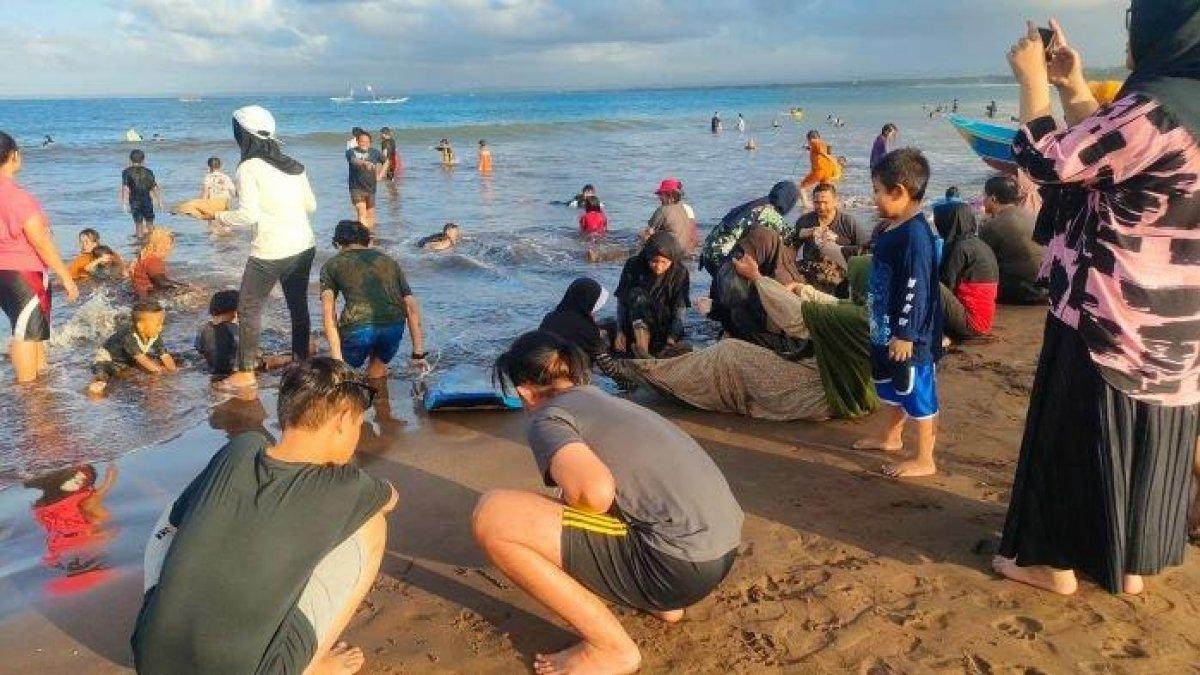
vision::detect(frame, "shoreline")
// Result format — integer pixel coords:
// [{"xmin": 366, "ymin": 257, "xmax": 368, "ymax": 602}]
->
[{"xmin": 3, "ymin": 304, "xmax": 1199, "ymax": 672}]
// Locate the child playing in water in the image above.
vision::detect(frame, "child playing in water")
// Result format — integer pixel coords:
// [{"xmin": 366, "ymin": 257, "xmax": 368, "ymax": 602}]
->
[
  {"xmin": 171, "ymin": 157, "xmax": 236, "ymax": 222},
  {"xmin": 120, "ymin": 149, "xmax": 162, "ymax": 237},
  {"xmin": 567, "ymin": 184, "xmax": 601, "ymax": 209},
  {"xmin": 129, "ymin": 227, "xmax": 187, "ymax": 299},
  {"xmin": 578, "ymin": 196, "xmax": 608, "ymax": 238},
  {"xmin": 417, "ymin": 223, "xmax": 462, "ymax": 252},
  {"xmin": 435, "ymin": 138, "xmax": 456, "ymax": 166},
  {"xmin": 800, "ymin": 130, "xmax": 842, "ymax": 209},
  {"xmin": 477, "ymin": 139, "xmax": 493, "ymax": 173},
  {"xmin": 87, "ymin": 300, "xmax": 177, "ymax": 396},
  {"xmin": 854, "ymin": 148, "xmax": 943, "ymax": 479},
  {"xmin": 195, "ymin": 289, "xmax": 292, "ymax": 379},
  {"xmin": 69, "ymin": 229, "xmax": 126, "ymax": 281}
]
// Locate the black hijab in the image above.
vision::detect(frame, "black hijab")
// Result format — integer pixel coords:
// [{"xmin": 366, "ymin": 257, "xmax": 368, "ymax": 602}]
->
[
  {"xmin": 767, "ymin": 180, "xmax": 801, "ymax": 217},
  {"xmin": 934, "ymin": 202, "xmax": 978, "ymax": 251},
  {"xmin": 1121, "ymin": 0, "xmax": 1200, "ymax": 139},
  {"xmin": 616, "ymin": 231, "xmax": 689, "ymax": 308},
  {"xmin": 233, "ymin": 119, "xmax": 305, "ymax": 175},
  {"xmin": 539, "ymin": 278, "xmax": 606, "ymax": 359}
]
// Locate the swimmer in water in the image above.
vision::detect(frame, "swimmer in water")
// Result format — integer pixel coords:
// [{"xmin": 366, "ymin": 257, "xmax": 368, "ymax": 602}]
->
[
  {"xmin": 744, "ymin": 138, "xmax": 757, "ymax": 151},
  {"xmin": 435, "ymin": 138, "xmax": 456, "ymax": 166},
  {"xmin": 42, "ymin": 135, "xmax": 54, "ymax": 147},
  {"xmin": 567, "ymin": 184, "xmax": 601, "ymax": 209},
  {"xmin": 417, "ymin": 222, "xmax": 462, "ymax": 252}
]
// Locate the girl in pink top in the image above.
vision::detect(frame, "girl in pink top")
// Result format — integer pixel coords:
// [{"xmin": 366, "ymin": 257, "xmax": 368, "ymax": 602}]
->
[
  {"xmin": 0, "ymin": 131, "xmax": 78, "ymax": 383},
  {"xmin": 996, "ymin": 5, "xmax": 1200, "ymax": 598}
]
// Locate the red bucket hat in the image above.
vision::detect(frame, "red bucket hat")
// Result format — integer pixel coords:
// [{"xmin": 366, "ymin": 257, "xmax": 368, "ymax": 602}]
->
[{"xmin": 654, "ymin": 178, "xmax": 683, "ymax": 195}]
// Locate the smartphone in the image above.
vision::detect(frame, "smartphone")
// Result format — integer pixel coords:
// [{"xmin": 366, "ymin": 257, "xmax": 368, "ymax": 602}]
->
[{"xmin": 1037, "ymin": 27, "xmax": 1056, "ymax": 56}]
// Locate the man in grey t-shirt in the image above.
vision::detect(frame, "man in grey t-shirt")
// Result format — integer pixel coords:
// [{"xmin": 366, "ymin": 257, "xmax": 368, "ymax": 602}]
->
[{"xmin": 474, "ymin": 331, "xmax": 743, "ymax": 674}]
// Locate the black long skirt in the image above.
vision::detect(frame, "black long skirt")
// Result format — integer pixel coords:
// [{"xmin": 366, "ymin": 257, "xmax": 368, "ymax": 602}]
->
[{"xmin": 998, "ymin": 316, "xmax": 1198, "ymax": 593}]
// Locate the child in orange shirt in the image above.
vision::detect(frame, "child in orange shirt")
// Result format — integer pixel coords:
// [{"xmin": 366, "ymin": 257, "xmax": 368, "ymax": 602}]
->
[
  {"xmin": 69, "ymin": 228, "xmax": 126, "ymax": 281},
  {"xmin": 477, "ymin": 139, "xmax": 493, "ymax": 173},
  {"xmin": 800, "ymin": 130, "xmax": 842, "ymax": 208}
]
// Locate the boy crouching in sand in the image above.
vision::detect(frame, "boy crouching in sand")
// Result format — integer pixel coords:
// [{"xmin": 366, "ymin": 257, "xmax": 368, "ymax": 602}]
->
[
  {"xmin": 474, "ymin": 331, "xmax": 743, "ymax": 674},
  {"xmin": 854, "ymin": 148, "xmax": 944, "ymax": 478},
  {"xmin": 131, "ymin": 358, "xmax": 398, "ymax": 675},
  {"xmin": 87, "ymin": 301, "xmax": 177, "ymax": 396},
  {"xmin": 196, "ymin": 289, "xmax": 292, "ymax": 380}
]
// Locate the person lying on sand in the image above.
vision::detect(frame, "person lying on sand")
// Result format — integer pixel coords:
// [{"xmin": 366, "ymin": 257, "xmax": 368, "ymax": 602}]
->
[
  {"xmin": 475, "ymin": 331, "xmax": 743, "ymax": 675},
  {"xmin": 417, "ymin": 222, "xmax": 462, "ymax": 252},
  {"xmin": 132, "ymin": 358, "xmax": 398, "ymax": 675}
]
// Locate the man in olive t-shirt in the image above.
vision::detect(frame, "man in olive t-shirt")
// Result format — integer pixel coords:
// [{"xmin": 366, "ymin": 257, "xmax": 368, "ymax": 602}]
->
[{"xmin": 132, "ymin": 358, "xmax": 397, "ymax": 675}]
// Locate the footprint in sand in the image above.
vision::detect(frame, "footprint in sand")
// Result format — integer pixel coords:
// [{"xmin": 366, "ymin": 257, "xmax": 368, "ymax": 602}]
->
[
  {"xmin": 965, "ymin": 654, "xmax": 995, "ymax": 675},
  {"xmin": 1101, "ymin": 637, "xmax": 1149, "ymax": 659},
  {"xmin": 739, "ymin": 629, "xmax": 784, "ymax": 666},
  {"xmin": 994, "ymin": 615, "xmax": 1043, "ymax": 640}
]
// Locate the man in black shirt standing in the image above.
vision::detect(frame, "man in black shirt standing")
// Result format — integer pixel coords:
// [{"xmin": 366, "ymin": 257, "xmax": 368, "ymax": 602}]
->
[
  {"xmin": 120, "ymin": 149, "xmax": 162, "ymax": 237},
  {"xmin": 132, "ymin": 358, "xmax": 397, "ymax": 675},
  {"xmin": 345, "ymin": 130, "xmax": 387, "ymax": 229}
]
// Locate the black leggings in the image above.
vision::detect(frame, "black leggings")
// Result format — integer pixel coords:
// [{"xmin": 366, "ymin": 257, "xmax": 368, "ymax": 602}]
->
[{"xmin": 236, "ymin": 248, "xmax": 314, "ymax": 372}]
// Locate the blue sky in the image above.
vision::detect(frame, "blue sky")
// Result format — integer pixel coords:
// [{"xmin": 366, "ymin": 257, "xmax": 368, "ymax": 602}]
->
[{"xmin": 0, "ymin": 0, "xmax": 1129, "ymax": 98}]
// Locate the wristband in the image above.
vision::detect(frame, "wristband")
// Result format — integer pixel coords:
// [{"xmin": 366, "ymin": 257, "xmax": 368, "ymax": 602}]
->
[{"xmin": 412, "ymin": 352, "xmax": 427, "ymax": 360}]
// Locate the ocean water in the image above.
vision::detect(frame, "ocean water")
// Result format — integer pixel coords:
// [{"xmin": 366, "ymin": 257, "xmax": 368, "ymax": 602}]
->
[{"xmin": 0, "ymin": 82, "xmax": 1016, "ymax": 477}]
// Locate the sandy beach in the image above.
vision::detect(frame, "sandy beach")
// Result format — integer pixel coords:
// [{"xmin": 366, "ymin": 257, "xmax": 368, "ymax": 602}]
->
[{"xmin": 2, "ymin": 303, "xmax": 1198, "ymax": 674}]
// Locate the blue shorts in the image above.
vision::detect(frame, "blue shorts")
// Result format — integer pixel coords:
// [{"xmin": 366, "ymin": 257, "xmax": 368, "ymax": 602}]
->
[
  {"xmin": 340, "ymin": 322, "xmax": 405, "ymax": 368},
  {"xmin": 872, "ymin": 353, "xmax": 939, "ymax": 419}
]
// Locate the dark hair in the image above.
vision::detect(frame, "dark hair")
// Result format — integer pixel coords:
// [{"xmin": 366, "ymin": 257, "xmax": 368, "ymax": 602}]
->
[
  {"xmin": 352, "ymin": 127, "xmax": 365, "ymax": 135},
  {"xmin": 355, "ymin": 130, "xmax": 372, "ymax": 141},
  {"xmin": 333, "ymin": 219, "xmax": 371, "ymax": 248},
  {"xmin": 0, "ymin": 131, "xmax": 16, "ymax": 165},
  {"xmin": 479, "ymin": 139, "xmax": 487, "ymax": 146},
  {"xmin": 79, "ymin": 228, "xmax": 100, "ymax": 241},
  {"xmin": 581, "ymin": 184, "xmax": 595, "ymax": 193},
  {"xmin": 443, "ymin": 222, "xmax": 459, "ymax": 233},
  {"xmin": 945, "ymin": 186, "xmax": 960, "ymax": 200},
  {"xmin": 132, "ymin": 300, "xmax": 164, "ymax": 321},
  {"xmin": 494, "ymin": 330, "xmax": 590, "ymax": 395},
  {"xmin": 130, "ymin": 149, "xmax": 145, "ymax": 164},
  {"xmin": 277, "ymin": 357, "xmax": 374, "ymax": 430},
  {"xmin": 881, "ymin": 123, "xmax": 897, "ymax": 135},
  {"xmin": 207, "ymin": 156, "xmax": 222, "ymax": 170},
  {"xmin": 984, "ymin": 175, "xmax": 1020, "ymax": 205},
  {"xmin": 812, "ymin": 182, "xmax": 838, "ymax": 198},
  {"xmin": 807, "ymin": 130, "xmax": 820, "ymax": 140},
  {"xmin": 380, "ymin": 126, "xmax": 391, "ymax": 133},
  {"xmin": 208, "ymin": 289, "xmax": 239, "ymax": 316},
  {"xmin": 583, "ymin": 196, "xmax": 603, "ymax": 212},
  {"xmin": 23, "ymin": 465, "xmax": 97, "ymax": 507},
  {"xmin": 93, "ymin": 245, "xmax": 115, "ymax": 257},
  {"xmin": 870, "ymin": 148, "xmax": 930, "ymax": 201},
  {"xmin": 659, "ymin": 190, "xmax": 682, "ymax": 204}
]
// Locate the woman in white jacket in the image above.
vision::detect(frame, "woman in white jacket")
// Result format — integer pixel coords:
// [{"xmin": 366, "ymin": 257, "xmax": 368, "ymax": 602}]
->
[{"xmin": 219, "ymin": 105, "xmax": 317, "ymax": 390}]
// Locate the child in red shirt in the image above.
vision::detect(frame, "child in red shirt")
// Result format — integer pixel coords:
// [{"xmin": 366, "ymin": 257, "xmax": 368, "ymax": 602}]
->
[{"xmin": 578, "ymin": 197, "xmax": 607, "ymax": 238}]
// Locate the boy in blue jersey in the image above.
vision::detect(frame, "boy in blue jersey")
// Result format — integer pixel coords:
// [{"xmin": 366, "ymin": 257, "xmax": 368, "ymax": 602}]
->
[{"xmin": 854, "ymin": 148, "xmax": 943, "ymax": 478}]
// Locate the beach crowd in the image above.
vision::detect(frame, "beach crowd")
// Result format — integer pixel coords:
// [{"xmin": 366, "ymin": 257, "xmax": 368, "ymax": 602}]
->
[{"xmin": 1, "ymin": 3, "xmax": 1198, "ymax": 673}]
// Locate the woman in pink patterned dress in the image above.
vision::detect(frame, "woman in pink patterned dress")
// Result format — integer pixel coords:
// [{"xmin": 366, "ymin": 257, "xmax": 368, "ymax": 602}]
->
[{"xmin": 995, "ymin": 3, "xmax": 1200, "ymax": 596}]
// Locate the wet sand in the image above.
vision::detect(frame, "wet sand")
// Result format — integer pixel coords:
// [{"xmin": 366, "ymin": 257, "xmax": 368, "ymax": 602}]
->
[{"xmin": 2, "ymin": 304, "xmax": 1199, "ymax": 673}]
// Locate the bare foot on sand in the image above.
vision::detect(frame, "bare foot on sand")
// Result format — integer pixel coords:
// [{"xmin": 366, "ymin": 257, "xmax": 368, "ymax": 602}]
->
[
  {"xmin": 882, "ymin": 459, "xmax": 936, "ymax": 478},
  {"xmin": 651, "ymin": 608, "xmax": 684, "ymax": 623},
  {"xmin": 534, "ymin": 642, "xmax": 640, "ymax": 675},
  {"xmin": 309, "ymin": 642, "xmax": 365, "ymax": 675},
  {"xmin": 853, "ymin": 438, "xmax": 903, "ymax": 454},
  {"xmin": 1123, "ymin": 574, "xmax": 1145, "ymax": 595},
  {"xmin": 992, "ymin": 556, "xmax": 1077, "ymax": 595}
]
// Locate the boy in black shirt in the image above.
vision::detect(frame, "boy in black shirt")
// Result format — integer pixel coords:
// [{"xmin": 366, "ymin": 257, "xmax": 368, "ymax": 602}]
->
[
  {"xmin": 345, "ymin": 130, "xmax": 386, "ymax": 229},
  {"xmin": 88, "ymin": 300, "xmax": 177, "ymax": 396},
  {"xmin": 196, "ymin": 289, "xmax": 292, "ymax": 380},
  {"xmin": 120, "ymin": 149, "xmax": 162, "ymax": 237}
]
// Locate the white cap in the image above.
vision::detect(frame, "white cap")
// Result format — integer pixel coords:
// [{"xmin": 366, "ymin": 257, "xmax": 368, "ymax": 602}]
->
[{"xmin": 233, "ymin": 105, "xmax": 277, "ymax": 139}]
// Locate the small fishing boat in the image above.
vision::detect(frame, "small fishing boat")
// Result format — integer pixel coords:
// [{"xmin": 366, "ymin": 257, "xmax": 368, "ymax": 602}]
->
[
  {"xmin": 948, "ymin": 115, "xmax": 1017, "ymax": 173},
  {"xmin": 330, "ymin": 87, "xmax": 355, "ymax": 103}
]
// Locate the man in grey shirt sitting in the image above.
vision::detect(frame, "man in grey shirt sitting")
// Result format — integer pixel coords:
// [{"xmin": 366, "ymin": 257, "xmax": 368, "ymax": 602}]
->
[
  {"xmin": 979, "ymin": 175, "xmax": 1048, "ymax": 305},
  {"xmin": 788, "ymin": 182, "xmax": 864, "ymax": 272}
]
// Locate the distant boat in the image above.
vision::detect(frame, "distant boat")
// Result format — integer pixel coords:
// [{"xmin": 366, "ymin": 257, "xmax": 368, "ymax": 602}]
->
[
  {"xmin": 331, "ymin": 88, "xmax": 355, "ymax": 104},
  {"xmin": 178, "ymin": 96, "xmax": 202, "ymax": 103},
  {"xmin": 358, "ymin": 84, "xmax": 407, "ymax": 105},
  {"xmin": 948, "ymin": 115, "xmax": 1017, "ymax": 173}
]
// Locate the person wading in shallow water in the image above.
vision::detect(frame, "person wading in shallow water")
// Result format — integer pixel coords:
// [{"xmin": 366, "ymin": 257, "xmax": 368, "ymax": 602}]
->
[{"xmin": 475, "ymin": 331, "xmax": 743, "ymax": 675}]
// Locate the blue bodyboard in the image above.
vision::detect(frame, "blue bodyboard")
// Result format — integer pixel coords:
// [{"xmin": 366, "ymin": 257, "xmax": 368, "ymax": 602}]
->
[{"xmin": 424, "ymin": 366, "xmax": 523, "ymax": 412}]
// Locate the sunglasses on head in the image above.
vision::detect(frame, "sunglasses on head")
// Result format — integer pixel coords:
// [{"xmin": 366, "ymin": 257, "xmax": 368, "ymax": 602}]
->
[{"xmin": 337, "ymin": 379, "xmax": 377, "ymax": 409}]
